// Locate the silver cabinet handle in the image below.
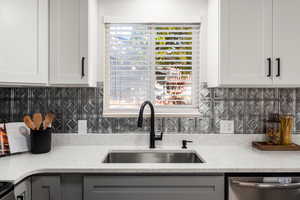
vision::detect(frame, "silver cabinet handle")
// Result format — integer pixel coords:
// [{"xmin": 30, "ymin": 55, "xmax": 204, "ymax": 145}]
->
[{"xmin": 231, "ymin": 179, "xmax": 300, "ymax": 189}]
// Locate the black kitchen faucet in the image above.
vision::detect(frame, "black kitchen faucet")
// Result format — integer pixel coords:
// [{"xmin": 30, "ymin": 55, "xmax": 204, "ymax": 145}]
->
[{"xmin": 137, "ymin": 101, "xmax": 163, "ymax": 149}]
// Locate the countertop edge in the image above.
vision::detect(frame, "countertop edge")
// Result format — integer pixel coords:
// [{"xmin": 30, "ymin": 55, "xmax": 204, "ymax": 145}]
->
[{"xmin": 10, "ymin": 168, "xmax": 300, "ymax": 185}]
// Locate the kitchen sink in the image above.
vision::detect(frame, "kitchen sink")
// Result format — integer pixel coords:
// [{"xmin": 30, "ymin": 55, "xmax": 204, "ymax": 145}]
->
[{"xmin": 103, "ymin": 151, "xmax": 204, "ymax": 163}]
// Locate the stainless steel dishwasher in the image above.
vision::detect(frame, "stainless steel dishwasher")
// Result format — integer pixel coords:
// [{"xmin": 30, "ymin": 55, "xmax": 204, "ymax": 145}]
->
[{"xmin": 228, "ymin": 176, "xmax": 300, "ymax": 200}]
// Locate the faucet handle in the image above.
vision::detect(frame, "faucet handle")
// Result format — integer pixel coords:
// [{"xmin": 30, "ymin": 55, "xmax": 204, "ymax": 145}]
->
[
  {"xmin": 182, "ymin": 140, "xmax": 193, "ymax": 149},
  {"xmin": 155, "ymin": 132, "xmax": 163, "ymax": 141}
]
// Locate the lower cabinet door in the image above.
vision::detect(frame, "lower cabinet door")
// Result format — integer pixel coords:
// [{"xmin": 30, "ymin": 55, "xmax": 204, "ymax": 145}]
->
[
  {"xmin": 1, "ymin": 192, "xmax": 14, "ymax": 200},
  {"xmin": 14, "ymin": 178, "xmax": 31, "ymax": 200},
  {"xmin": 84, "ymin": 175, "xmax": 224, "ymax": 200},
  {"xmin": 31, "ymin": 176, "xmax": 61, "ymax": 200}
]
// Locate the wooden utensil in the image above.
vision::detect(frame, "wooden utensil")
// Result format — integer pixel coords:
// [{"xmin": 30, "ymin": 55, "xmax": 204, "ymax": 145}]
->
[
  {"xmin": 23, "ymin": 115, "xmax": 35, "ymax": 130},
  {"xmin": 32, "ymin": 113, "xmax": 43, "ymax": 130},
  {"xmin": 43, "ymin": 112, "xmax": 55, "ymax": 129}
]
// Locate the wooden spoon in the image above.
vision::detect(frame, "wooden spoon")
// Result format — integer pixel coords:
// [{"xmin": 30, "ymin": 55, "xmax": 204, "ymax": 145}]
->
[
  {"xmin": 32, "ymin": 113, "xmax": 43, "ymax": 130},
  {"xmin": 44, "ymin": 112, "xmax": 55, "ymax": 129},
  {"xmin": 23, "ymin": 115, "xmax": 35, "ymax": 130}
]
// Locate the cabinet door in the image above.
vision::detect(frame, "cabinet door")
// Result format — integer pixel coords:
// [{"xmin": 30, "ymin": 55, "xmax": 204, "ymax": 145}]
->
[
  {"xmin": 0, "ymin": 0, "xmax": 48, "ymax": 84},
  {"xmin": 273, "ymin": 0, "xmax": 300, "ymax": 86},
  {"xmin": 61, "ymin": 175, "xmax": 83, "ymax": 200},
  {"xmin": 14, "ymin": 178, "xmax": 31, "ymax": 200},
  {"xmin": 219, "ymin": 0, "xmax": 273, "ymax": 86},
  {"xmin": 32, "ymin": 176, "xmax": 61, "ymax": 200},
  {"xmin": 84, "ymin": 175, "xmax": 224, "ymax": 200},
  {"xmin": 50, "ymin": 0, "xmax": 88, "ymax": 85},
  {"xmin": 2, "ymin": 193, "xmax": 14, "ymax": 200}
]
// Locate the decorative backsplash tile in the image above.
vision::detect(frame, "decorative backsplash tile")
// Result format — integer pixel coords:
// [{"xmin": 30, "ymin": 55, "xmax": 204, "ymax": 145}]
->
[
  {"xmin": 0, "ymin": 85, "xmax": 299, "ymax": 134},
  {"xmin": 263, "ymin": 100, "xmax": 279, "ymax": 116},
  {"xmin": 180, "ymin": 118, "xmax": 196, "ymax": 133},
  {"xmin": 196, "ymin": 117, "xmax": 212, "ymax": 133},
  {"xmin": 199, "ymin": 101, "xmax": 212, "ymax": 117},
  {"xmin": 228, "ymin": 101, "xmax": 244, "ymax": 116},
  {"xmin": 246, "ymin": 88, "xmax": 263, "ymax": 100},
  {"xmin": 228, "ymin": 88, "xmax": 245, "ymax": 100},
  {"xmin": 164, "ymin": 118, "xmax": 180, "ymax": 133},
  {"xmin": 263, "ymin": 88, "xmax": 277, "ymax": 100}
]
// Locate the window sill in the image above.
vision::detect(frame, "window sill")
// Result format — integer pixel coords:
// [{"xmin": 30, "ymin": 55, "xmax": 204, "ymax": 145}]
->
[{"xmin": 103, "ymin": 109, "xmax": 201, "ymax": 118}]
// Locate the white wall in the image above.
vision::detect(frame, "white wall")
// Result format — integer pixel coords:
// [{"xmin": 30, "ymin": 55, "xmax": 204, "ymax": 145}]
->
[{"xmin": 98, "ymin": 0, "xmax": 208, "ymax": 82}]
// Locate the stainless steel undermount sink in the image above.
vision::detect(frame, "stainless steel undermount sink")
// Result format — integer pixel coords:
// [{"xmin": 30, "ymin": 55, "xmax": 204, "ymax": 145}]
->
[{"xmin": 103, "ymin": 151, "xmax": 204, "ymax": 163}]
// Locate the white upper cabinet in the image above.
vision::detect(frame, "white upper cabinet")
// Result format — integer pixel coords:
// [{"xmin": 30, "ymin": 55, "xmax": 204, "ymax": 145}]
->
[
  {"xmin": 50, "ymin": 0, "xmax": 98, "ymax": 86},
  {"xmin": 0, "ymin": 0, "xmax": 48, "ymax": 85},
  {"xmin": 272, "ymin": 0, "xmax": 300, "ymax": 86},
  {"xmin": 220, "ymin": 0, "xmax": 273, "ymax": 87},
  {"xmin": 50, "ymin": 0, "xmax": 89, "ymax": 85},
  {"xmin": 208, "ymin": 0, "xmax": 300, "ymax": 87}
]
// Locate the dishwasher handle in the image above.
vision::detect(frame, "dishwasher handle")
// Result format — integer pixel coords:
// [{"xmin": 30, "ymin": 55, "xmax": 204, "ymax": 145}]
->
[{"xmin": 231, "ymin": 179, "xmax": 300, "ymax": 189}]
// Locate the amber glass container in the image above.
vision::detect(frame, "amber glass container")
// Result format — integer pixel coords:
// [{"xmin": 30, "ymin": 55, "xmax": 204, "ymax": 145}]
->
[
  {"xmin": 280, "ymin": 115, "xmax": 293, "ymax": 145},
  {"xmin": 264, "ymin": 113, "xmax": 281, "ymax": 144}
]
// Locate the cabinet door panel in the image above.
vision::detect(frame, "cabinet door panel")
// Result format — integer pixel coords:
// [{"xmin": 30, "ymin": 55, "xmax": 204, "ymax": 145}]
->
[
  {"xmin": 32, "ymin": 176, "xmax": 61, "ymax": 200},
  {"xmin": 14, "ymin": 178, "xmax": 31, "ymax": 200},
  {"xmin": 0, "ymin": 0, "xmax": 48, "ymax": 84},
  {"xmin": 220, "ymin": 0, "xmax": 273, "ymax": 86},
  {"xmin": 84, "ymin": 176, "xmax": 224, "ymax": 200},
  {"xmin": 61, "ymin": 175, "xmax": 83, "ymax": 200},
  {"xmin": 1, "ymin": 192, "xmax": 14, "ymax": 200},
  {"xmin": 273, "ymin": 0, "xmax": 300, "ymax": 86},
  {"xmin": 50, "ymin": 0, "xmax": 88, "ymax": 85}
]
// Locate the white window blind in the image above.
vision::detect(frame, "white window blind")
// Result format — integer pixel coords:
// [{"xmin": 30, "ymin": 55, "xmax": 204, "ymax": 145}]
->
[{"xmin": 105, "ymin": 23, "xmax": 200, "ymax": 113}]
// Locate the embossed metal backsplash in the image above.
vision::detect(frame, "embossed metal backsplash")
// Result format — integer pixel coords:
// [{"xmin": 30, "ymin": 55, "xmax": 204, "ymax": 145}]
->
[{"xmin": 0, "ymin": 86, "xmax": 299, "ymax": 134}]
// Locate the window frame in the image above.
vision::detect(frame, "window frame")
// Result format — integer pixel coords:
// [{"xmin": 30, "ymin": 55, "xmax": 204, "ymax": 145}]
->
[{"xmin": 103, "ymin": 17, "xmax": 204, "ymax": 117}]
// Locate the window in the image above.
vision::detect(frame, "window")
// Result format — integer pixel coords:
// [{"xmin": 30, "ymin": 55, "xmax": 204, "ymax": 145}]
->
[{"xmin": 104, "ymin": 23, "xmax": 200, "ymax": 116}]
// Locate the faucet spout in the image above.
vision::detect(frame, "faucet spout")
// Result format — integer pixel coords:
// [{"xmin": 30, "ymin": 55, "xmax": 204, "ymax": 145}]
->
[{"xmin": 137, "ymin": 101, "xmax": 162, "ymax": 148}]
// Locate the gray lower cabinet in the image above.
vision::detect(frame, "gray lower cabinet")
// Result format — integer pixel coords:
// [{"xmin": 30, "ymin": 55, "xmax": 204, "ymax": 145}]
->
[
  {"xmin": 84, "ymin": 175, "xmax": 224, "ymax": 200},
  {"xmin": 14, "ymin": 178, "xmax": 31, "ymax": 200},
  {"xmin": 17, "ymin": 174, "xmax": 224, "ymax": 200},
  {"xmin": 2, "ymin": 193, "xmax": 14, "ymax": 200},
  {"xmin": 31, "ymin": 176, "xmax": 61, "ymax": 200},
  {"xmin": 61, "ymin": 175, "xmax": 83, "ymax": 200}
]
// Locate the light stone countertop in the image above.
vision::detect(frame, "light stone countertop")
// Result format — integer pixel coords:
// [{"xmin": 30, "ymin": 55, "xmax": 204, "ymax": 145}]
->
[{"xmin": 1, "ymin": 134, "xmax": 300, "ymax": 184}]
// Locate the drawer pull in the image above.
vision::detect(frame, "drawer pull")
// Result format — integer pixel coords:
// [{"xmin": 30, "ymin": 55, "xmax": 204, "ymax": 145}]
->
[{"xmin": 231, "ymin": 179, "xmax": 300, "ymax": 189}]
